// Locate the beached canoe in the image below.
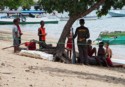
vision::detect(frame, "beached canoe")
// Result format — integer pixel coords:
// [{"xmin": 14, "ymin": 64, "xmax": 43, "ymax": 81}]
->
[{"xmin": 95, "ymin": 31, "xmax": 125, "ymax": 45}]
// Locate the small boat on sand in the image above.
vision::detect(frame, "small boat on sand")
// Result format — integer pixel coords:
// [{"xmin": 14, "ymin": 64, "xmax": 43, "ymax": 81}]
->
[{"xmin": 95, "ymin": 31, "xmax": 125, "ymax": 45}]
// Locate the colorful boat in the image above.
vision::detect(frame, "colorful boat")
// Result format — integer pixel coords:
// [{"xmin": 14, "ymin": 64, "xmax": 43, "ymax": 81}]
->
[
  {"xmin": 95, "ymin": 31, "xmax": 125, "ymax": 45},
  {"xmin": 0, "ymin": 10, "xmax": 59, "ymax": 24},
  {"xmin": 108, "ymin": 10, "xmax": 125, "ymax": 17}
]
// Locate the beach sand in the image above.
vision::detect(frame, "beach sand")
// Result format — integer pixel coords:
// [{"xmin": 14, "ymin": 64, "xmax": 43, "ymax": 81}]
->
[{"xmin": 0, "ymin": 28, "xmax": 125, "ymax": 87}]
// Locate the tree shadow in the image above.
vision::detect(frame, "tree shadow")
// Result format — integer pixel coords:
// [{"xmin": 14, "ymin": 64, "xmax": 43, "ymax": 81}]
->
[
  {"xmin": 90, "ymin": 65, "xmax": 125, "ymax": 74},
  {"xmin": 108, "ymin": 67, "xmax": 125, "ymax": 74},
  {"xmin": 27, "ymin": 66, "xmax": 125, "ymax": 85}
]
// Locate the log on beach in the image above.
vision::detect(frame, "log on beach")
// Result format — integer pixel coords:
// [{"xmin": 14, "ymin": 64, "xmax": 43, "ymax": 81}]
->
[{"xmin": 19, "ymin": 50, "xmax": 53, "ymax": 61}]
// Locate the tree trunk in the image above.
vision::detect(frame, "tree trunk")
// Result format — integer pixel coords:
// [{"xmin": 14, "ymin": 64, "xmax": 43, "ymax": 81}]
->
[{"xmin": 53, "ymin": 16, "xmax": 77, "ymax": 63}]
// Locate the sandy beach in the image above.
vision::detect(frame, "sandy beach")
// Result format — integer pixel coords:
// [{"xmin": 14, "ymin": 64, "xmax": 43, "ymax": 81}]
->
[{"xmin": 0, "ymin": 28, "xmax": 125, "ymax": 87}]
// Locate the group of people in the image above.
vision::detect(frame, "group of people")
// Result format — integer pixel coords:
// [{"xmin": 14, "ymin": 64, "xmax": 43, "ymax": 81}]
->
[
  {"xmin": 66, "ymin": 19, "xmax": 124, "ymax": 67},
  {"xmin": 12, "ymin": 17, "xmax": 124, "ymax": 67},
  {"xmin": 12, "ymin": 18, "xmax": 47, "ymax": 53}
]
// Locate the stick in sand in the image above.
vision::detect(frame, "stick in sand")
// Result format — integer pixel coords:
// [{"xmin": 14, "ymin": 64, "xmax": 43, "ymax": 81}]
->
[{"xmin": 2, "ymin": 42, "xmax": 25, "ymax": 50}]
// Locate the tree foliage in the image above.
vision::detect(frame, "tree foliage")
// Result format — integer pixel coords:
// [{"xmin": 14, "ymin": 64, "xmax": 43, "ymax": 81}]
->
[
  {"xmin": 0, "ymin": 0, "xmax": 34, "ymax": 10},
  {"xmin": 39, "ymin": 0, "xmax": 125, "ymax": 17}
]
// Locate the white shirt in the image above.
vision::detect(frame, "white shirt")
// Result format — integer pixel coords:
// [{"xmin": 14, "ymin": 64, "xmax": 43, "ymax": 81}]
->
[{"xmin": 12, "ymin": 25, "xmax": 20, "ymax": 39}]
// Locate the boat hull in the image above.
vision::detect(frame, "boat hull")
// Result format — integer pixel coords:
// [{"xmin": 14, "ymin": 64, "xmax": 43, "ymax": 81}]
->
[
  {"xmin": 0, "ymin": 21, "xmax": 58, "ymax": 25},
  {"xmin": 0, "ymin": 17, "xmax": 59, "ymax": 25},
  {"xmin": 108, "ymin": 12, "xmax": 125, "ymax": 17},
  {"xmin": 96, "ymin": 36, "xmax": 125, "ymax": 45}
]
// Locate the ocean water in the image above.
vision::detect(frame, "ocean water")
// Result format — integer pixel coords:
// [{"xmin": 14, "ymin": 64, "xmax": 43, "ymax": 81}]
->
[{"xmin": 0, "ymin": 13, "xmax": 125, "ymax": 60}]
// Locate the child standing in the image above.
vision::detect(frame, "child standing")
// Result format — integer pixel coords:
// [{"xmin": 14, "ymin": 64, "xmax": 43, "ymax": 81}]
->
[
  {"xmin": 38, "ymin": 21, "xmax": 47, "ymax": 49},
  {"xmin": 12, "ymin": 18, "xmax": 21, "ymax": 53},
  {"xmin": 66, "ymin": 31, "xmax": 73, "ymax": 58}
]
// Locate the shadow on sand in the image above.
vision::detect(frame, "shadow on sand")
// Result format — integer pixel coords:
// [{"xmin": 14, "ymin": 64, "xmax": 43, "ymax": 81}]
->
[{"xmin": 27, "ymin": 65, "xmax": 125, "ymax": 85}]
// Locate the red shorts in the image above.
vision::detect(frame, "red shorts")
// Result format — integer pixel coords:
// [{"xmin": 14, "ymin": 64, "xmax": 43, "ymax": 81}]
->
[
  {"xmin": 106, "ymin": 57, "xmax": 113, "ymax": 66},
  {"xmin": 66, "ymin": 43, "xmax": 72, "ymax": 49}
]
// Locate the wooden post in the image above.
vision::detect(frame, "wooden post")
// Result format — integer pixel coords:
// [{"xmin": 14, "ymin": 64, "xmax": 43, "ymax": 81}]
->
[{"xmin": 71, "ymin": 28, "xmax": 76, "ymax": 64}]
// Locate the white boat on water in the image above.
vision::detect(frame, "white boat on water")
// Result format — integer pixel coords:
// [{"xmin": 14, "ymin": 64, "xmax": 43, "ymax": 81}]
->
[
  {"xmin": 108, "ymin": 10, "xmax": 125, "ymax": 17},
  {"xmin": 0, "ymin": 10, "xmax": 59, "ymax": 25}
]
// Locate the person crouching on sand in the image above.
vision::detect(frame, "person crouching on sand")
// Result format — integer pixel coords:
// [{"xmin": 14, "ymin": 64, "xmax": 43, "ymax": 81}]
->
[
  {"xmin": 97, "ymin": 42, "xmax": 124, "ymax": 67},
  {"xmin": 104, "ymin": 42, "xmax": 124, "ymax": 67}
]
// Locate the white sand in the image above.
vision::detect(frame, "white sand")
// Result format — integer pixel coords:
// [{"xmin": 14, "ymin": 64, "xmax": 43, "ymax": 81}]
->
[{"xmin": 0, "ymin": 28, "xmax": 125, "ymax": 87}]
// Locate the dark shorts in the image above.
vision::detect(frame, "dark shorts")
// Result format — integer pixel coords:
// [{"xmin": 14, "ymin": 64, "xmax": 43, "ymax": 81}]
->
[{"xmin": 13, "ymin": 38, "xmax": 20, "ymax": 46}]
